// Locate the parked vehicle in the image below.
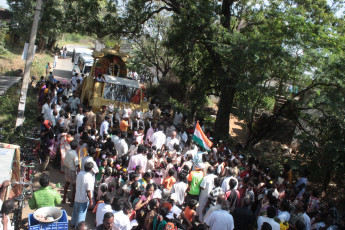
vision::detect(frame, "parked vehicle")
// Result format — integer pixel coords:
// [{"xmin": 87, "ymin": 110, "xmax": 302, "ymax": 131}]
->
[{"xmin": 72, "ymin": 54, "xmax": 94, "ymax": 76}]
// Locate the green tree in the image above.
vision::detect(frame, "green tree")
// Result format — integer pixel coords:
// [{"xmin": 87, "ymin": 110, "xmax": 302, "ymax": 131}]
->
[
  {"xmin": 8, "ymin": 0, "xmax": 65, "ymax": 50},
  {"xmin": 296, "ymin": 55, "xmax": 345, "ymax": 189},
  {"xmin": 143, "ymin": 0, "xmax": 342, "ymax": 140},
  {"xmin": 0, "ymin": 18, "xmax": 9, "ymax": 54},
  {"xmin": 131, "ymin": 14, "xmax": 179, "ymax": 85},
  {"xmin": 7, "ymin": 0, "xmax": 120, "ymax": 50}
]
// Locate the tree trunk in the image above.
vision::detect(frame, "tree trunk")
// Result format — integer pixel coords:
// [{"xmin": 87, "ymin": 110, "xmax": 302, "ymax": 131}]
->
[
  {"xmin": 322, "ymin": 168, "xmax": 332, "ymax": 191},
  {"xmin": 37, "ymin": 38, "xmax": 45, "ymax": 52},
  {"xmin": 221, "ymin": 0, "xmax": 232, "ymax": 29},
  {"xmin": 149, "ymin": 75, "xmax": 153, "ymax": 87},
  {"xmin": 214, "ymin": 84, "xmax": 236, "ymax": 140},
  {"xmin": 46, "ymin": 39, "xmax": 56, "ymax": 51}
]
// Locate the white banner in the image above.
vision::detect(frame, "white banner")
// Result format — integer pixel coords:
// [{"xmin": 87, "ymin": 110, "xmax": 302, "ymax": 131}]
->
[{"xmin": 22, "ymin": 43, "xmax": 37, "ymax": 60}]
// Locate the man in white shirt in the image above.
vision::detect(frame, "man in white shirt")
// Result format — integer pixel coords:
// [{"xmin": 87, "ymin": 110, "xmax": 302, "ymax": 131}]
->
[
  {"xmin": 81, "ymin": 147, "xmax": 99, "ymax": 175},
  {"xmin": 67, "ymin": 91, "xmax": 80, "ymax": 112},
  {"xmin": 198, "ymin": 166, "xmax": 217, "ymax": 221},
  {"xmin": 145, "ymin": 123, "xmax": 156, "ymax": 145},
  {"xmin": 71, "ymin": 73, "xmax": 79, "ymax": 91},
  {"xmin": 75, "ymin": 107, "xmax": 85, "ymax": 129},
  {"xmin": 171, "ymin": 173, "xmax": 188, "ymax": 206},
  {"xmin": 165, "ymin": 121, "xmax": 176, "ymax": 138},
  {"xmin": 41, "ymin": 97, "xmax": 52, "ymax": 121},
  {"xmin": 165, "ymin": 131, "xmax": 179, "ymax": 151},
  {"xmin": 277, "ymin": 200, "xmax": 290, "ymax": 222},
  {"xmin": 257, "ymin": 206, "xmax": 280, "ymax": 230},
  {"xmin": 128, "ymin": 144, "xmax": 147, "ymax": 172},
  {"xmin": 112, "ymin": 199, "xmax": 132, "ymax": 230},
  {"xmin": 111, "ymin": 129, "xmax": 120, "ymax": 146},
  {"xmin": 96, "ymin": 193, "xmax": 113, "ymax": 227},
  {"xmin": 115, "ymin": 132, "xmax": 128, "ymax": 158},
  {"xmin": 303, "ymin": 211, "xmax": 311, "ymax": 230},
  {"xmin": 184, "ymin": 143, "xmax": 198, "ymax": 161},
  {"xmin": 71, "ymin": 162, "xmax": 95, "ymax": 227},
  {"xmin": 203, "ymin": 196, "xmax": 223, "ymax": 224},
  {"xmin": 62, "ymin": 140, "xmax": 79, "ymax": 204},
  {"xmin": 179, "ymin": 129, "xmax": 188, "ymax": 149},
  {"xmin": 221, "ymin": 168, "xmax": 238, "ymax": 192},
  {"xmin": 295, "ymin": 172, "xmax": 308, "ymax": 199},
  {"xmin": 53, "ymin": 53, "xmax": 58, "ymax": 68},
  {"xmin": 204, "ymin": 200, "xmax": 234, "ymax": 230},
  {"xmin": 173, "ymin": 110, "xmax": 183, "ymax": 126},
  {"xmin": 63, "ymin": 84, "xmax": 73, "ymax": 98},
  {"xmin": 77, "ymin": 74, "xmax": 83, "ymax": 85},
  {"xmin": 150, "ymin": 125, "xmax": 166, "ymax": 149},
  {"xmin": 100, "ymin": 116, "xmax": 111, "ymax": 139}
]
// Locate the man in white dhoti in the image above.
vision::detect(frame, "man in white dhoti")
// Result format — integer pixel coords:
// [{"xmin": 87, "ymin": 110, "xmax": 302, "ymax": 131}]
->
[{"xmin": 198, "ymin": 166, "xmax": 217, "ymax": 222}]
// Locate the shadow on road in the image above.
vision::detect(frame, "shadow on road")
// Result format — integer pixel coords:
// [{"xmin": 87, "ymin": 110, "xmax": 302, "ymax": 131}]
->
[
  {"xmin": 53, "ymin": 69, "xmax": 72, "ymax": 78},
  {"xmin": 53, "ymin": 70, "xmax": 73, "ymax": 85}
]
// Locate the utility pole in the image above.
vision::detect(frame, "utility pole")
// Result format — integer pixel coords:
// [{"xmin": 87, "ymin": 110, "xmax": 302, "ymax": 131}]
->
[{"xmin": 15, "ymin": 0, "xmax": 43, "ymax": 128}]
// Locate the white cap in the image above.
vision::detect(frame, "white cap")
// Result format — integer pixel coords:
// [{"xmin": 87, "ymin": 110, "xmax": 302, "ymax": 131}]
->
[{"xmin": 195, "ymin": 163, "xmax": 205, "ymax": 170}]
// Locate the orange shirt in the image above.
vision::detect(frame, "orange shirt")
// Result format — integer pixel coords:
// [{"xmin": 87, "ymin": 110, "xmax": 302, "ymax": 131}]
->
[
  {"xmin": 184, "ymin": 206, "xmax": 196, "ymax": 222},
  {"xmin": 120, "ymin": 119, "xmax": 129, "ymax": 132},
  {"xmin": 163, "ymin": 176, "xmax": 176, "ymax": 190}
]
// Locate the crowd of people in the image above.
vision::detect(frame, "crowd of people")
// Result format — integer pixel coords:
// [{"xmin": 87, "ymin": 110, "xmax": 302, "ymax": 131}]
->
[{"xmin": 0, "ymin": 68, "xmax": 342, "ymax": 230}]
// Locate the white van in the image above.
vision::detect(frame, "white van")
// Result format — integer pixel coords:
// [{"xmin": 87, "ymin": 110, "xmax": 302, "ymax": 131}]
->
[
  {"xmin": 72, "ymin": 48, "xmax": 93, "ymax": 65},
  {"xmin": 72, "ymin": 54, "xmax": 94, "ymax": 76}
]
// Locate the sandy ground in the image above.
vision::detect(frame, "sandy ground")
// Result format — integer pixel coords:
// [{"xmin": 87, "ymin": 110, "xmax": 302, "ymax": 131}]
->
[{"xmin": 229, "ymin": 114, "xmax": 249, "ymax": 144}]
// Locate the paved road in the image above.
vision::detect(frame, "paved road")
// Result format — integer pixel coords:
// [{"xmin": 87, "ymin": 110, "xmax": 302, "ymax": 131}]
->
[
  {"xmin": 0, "ymin": 76, "xmax": 22, "ymax": 96},
  {"xmin": 53, "ymin": 57, "xmax": 73, "ymax": 83},
  {"xmin": 53, "ymin": 44, "xmax": 93, "ymax": 83}
]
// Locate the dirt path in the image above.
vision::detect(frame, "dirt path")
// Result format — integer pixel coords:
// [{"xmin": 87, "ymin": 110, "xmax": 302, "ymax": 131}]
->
[{"xmin": 229, "ymin": 114, "xmax": 249, "ymax": 144}]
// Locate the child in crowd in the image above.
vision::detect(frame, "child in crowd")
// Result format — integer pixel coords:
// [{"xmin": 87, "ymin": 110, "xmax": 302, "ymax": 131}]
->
[
  {"xmin": 146, "ymin": 152, "xmax": 155, "ymax": 172},
  {"xmin": 184, "ymin": 199, "xmax": 197, "ymax": 223},
  {"xmin": 96, "ymin": 159, "xmax": 107, "ymax": 182},
  {"xmin": 163, "ymin": 168, "xmax": 176, "ymax": 191}
]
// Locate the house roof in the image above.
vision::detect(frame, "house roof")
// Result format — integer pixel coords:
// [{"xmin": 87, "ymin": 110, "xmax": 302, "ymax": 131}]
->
[{"xmin": 0, "ymin": 9, "xmax": 12, "ymax": 20}]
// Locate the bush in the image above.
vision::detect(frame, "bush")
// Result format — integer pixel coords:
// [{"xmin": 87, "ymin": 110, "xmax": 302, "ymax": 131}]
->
[
  {"xmin": 58, "ymin": 33, "xmax": 94, "ymax": 46},
  {"xmin": 0, "ymin": 45, "xmax": 9, "ymax": 55},
  {"xmin": 63, "ymin": 33, "xmax": 83, "ymax": 43},
  {"xmin": 0, "ymin": 82, "xmax": 39, "ymax": 144}
]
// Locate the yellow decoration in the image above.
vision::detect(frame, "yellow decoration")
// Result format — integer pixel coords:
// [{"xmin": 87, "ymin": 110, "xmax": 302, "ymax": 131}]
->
[
  {"xmin": 279, "ymin": 222, "xmax": 289, "ymax": 230},
  {"xmin": 80, "ymin": 45, "xmax": 148, "ymax": 113}
]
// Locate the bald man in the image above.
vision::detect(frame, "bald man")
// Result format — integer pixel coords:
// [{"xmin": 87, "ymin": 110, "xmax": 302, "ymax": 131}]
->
[
  {"xmin": 198, "ymin": 166, "xmax": 217, "ymax": 222},
  {"xmin": 165, "ymin": 131, "xmax": 179, "ymax": 151}
]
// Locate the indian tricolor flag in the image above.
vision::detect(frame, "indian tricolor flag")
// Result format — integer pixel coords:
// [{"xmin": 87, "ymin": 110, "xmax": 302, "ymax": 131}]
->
[{"xmin": 193, "ymin": 121, "xmax": 213, "ymax": 151}]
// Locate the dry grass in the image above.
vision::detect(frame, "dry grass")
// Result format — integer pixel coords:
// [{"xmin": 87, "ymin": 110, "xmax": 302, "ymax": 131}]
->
[
  {"xmin": 0, "ymin": 46, "xmax": 53, "ymax": 77},
  {"xmin": 0, "ymin": 45, "xmax": 52, "ymax": 144}
]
